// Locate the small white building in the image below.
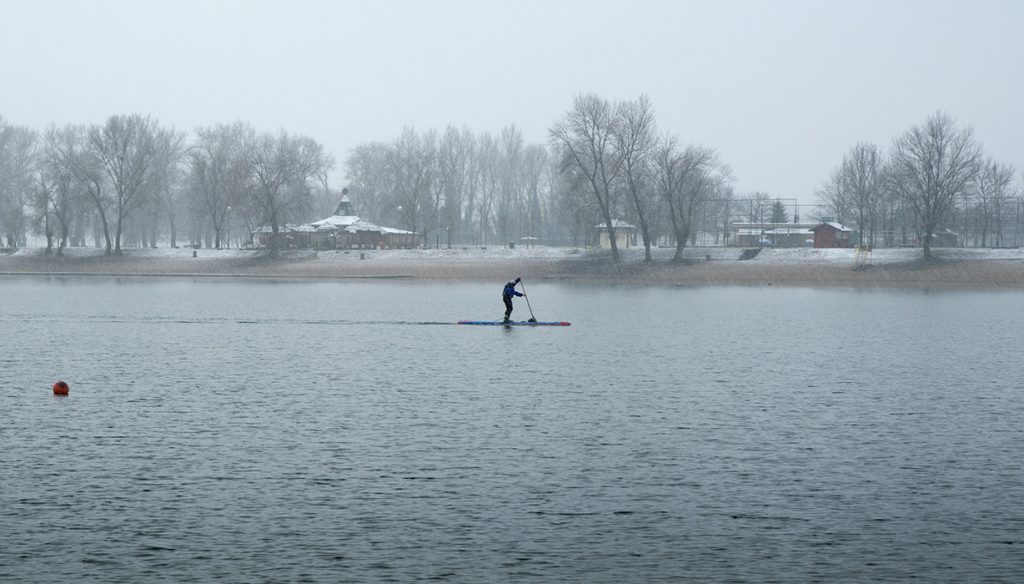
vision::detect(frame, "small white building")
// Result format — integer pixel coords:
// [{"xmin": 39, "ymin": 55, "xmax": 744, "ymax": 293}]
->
[{"xmin": 595, "ymin": 219, "xmax": 638, "ymax": 249}]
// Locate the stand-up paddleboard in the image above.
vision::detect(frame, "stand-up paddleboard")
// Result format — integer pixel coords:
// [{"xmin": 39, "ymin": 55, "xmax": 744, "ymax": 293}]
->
[{"xmin": 458, "ymin": 320, "xmax": 571, "ymax": 327}]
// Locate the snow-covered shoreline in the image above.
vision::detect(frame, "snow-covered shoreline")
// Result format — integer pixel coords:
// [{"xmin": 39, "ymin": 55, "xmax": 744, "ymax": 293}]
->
[
  {"xmin": 7, "ymin": 244, "xmax": 1024, "ymax": 263},
  {"xmin": 2, "ymin": 245, "xmax": 1024, "ymax": 288}
]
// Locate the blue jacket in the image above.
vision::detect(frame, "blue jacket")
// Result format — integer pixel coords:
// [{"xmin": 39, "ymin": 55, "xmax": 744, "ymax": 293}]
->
[{"xmin": 503, "ymin": 280, "xmax": 523, "ymax": 299}]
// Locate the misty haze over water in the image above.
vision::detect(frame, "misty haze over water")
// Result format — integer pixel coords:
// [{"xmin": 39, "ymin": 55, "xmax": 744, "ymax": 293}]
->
[{"xmin": 2, "ymin": 279, "xmax": 1022, "ymax": 582}]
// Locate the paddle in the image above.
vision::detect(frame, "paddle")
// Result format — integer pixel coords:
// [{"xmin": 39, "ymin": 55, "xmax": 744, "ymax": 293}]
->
[{"xmin": 518, "ymin": 278, "xmax": 537, "ymax": 323}]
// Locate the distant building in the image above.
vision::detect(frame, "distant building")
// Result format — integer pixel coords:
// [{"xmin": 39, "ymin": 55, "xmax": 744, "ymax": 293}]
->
[
  {"xmin": 595, "ymin": 219, "xmax": 638, "ymax": 249},
  {"xmin": 932, "ymin": 229, "xmax": 958, "ymax": 248},
  {"xmin": 812, "ymin": 222, "xmax": 853, "ymax": 248},
  {"xmin": 250, "ymin": 194, "xmax": 422, "ymax": 250},
  {"xmin": 730, "ymin": 222, "xmax": 818, "ymax": 247}
]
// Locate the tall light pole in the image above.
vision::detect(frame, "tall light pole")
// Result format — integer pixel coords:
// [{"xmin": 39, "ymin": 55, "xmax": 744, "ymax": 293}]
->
[{"xmin": 223, "ymin": 206, "xmax": 231, "ymax": 249}]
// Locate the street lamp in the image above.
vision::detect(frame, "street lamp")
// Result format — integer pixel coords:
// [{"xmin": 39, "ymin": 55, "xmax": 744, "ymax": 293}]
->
[{"xmin": 222, "ymin": 206, "xmax": 231, "ymax": 249}]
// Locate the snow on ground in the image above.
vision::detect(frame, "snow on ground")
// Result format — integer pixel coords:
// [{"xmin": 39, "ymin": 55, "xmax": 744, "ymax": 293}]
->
[
  {"xmin": 747, "ymin": 247, "xmax": 1024, "ymax": 264},
  {"xmin": 316, "ymin": 246, "xmax": 579, "ymax": 261},
  {"xmin": 7, "ymin": 246, "xmax": 257, "ymax": 259},
  {"xmin": 5, "ymin": 244, "xmax": 1024, "ymax": 264},
  {"xmin": 4, "ymin": 245, "xmax": 581, "ymax": 262},
  {"xmin": 596, "ymin": 246, "xmax": 1024, "ymax": 264}
]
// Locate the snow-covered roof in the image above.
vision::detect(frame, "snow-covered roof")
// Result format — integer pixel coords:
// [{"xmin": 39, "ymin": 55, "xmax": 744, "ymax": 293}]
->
[
  {"xmin": 379, "ymin": 226, "xmax": 417, "ymax": 235},
  {"xmin": 344, "ymin": 221, "xmax": 383, "ymax": 233},
  {"xmin": 736, "ymin": 228, "xmax": 813, "ymax": 236},
  {"xmin": 255, "ymin": 217, "xmax": 416, "ymax": 238},
  {"xmin": 813, "ymin": 222, "xmax": 852, "ymax": 232},
  {"xmin": 309, "ymin": 215, "xmax": 361, "ymax": 229},
  {"xmin": 298, "ymin": 214, "xmax": 414, "ymax": 235},
  {"xmin": 253, "ymin": 224, "xmax": 301, "ymax": 233},
  {"xmin": 732, "ymin": 222, "xmax": 821, "ymax": 230},
  {"xmin": 595, "ymin": 219, "xmax": 636, "ymax": 230}
]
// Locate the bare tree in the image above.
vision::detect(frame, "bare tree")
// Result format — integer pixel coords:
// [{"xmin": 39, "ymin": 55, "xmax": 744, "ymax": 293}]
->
[
  {"xmin": 291, "ymin": 135, "xmax": 335, "ymax": 226},
  {"xmin": 815, "ymin": 169, "xmax": 850, "ymax": 225},
  {"xmin": 971, "ymin": 157, "xmax": 1015, "ymax": 247},
  {"xmin": 550, "ymin": 93, "xmax": 625, "ymax": 261},
  {"xmin": 521, "ymin": 144, "xmax": 549, "ymax": 247},
  {"xmin": 189, "ymin": 122, "xmax": 248, "ymax": 248},
  {"xmin": 140, "ymin": 126, "xmax": 186, "ymax": 248},
  {"xmin": 345, "ymin": 142, "xmax": 392, "ymax": 221},
  {"xmin": 0, "ymin": 118, "xmax": 37, "ymax": 248},
  {"xmin": 475, "ymin": 133, "xmax": 500, "ymax": 246},
  {"xmin": 437, "ymin": 126, "xmax": 476, "ymax": 246},
  {"xmin": 889, "ymin": 112, "xmax": 981, "ymax": 260},
  {"xmin": 552, "ymin": 164, "xmax": 599, "ymax": 248},
  {"xmin": 653, "ymin": 136, "xmax": 720, "ymax": 260},
  {"xmin": 37, "ymin": 126, "xmax": 84, "ymax": 254},
  {"xmin": 614, "ymin": 95, "xmax": 658, "ymax": 261},
  {"xmin": 89, "ymin": 114, "xmax": 159, "ymax": 254},
  {"xmin": 52, "ymin": 125, "xmax": 113, "ymax": 251},
  {"xmin": 247, "ymin": 131, "xmax": 295, "ymax": 255},
  {"xmin": 846, "ymin": 143, "xmax": 883, "ymax": 246},
  {"xmin": 710, "ymin": 187, "xmax": 738, "ymax": 245},
  {"xmin": 823, "ymin": 142, "xmax": 884, "ymax": 245},
  {"xmin": 247, "ymin": 130, "xmax": 332, "ymax": 256},
  {"xmin": 495, "ymin": 125, "xmax": 524, "ymax": 247},
  {"xmin": 387, "ymin": 127, "xmax": 435, "ymax": 242}
]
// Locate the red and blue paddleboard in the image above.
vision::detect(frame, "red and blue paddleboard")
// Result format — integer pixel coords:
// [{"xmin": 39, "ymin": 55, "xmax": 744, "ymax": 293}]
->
[{"xmin": 458, "ymin": 320, "xmax": 571, "ymax": 327}]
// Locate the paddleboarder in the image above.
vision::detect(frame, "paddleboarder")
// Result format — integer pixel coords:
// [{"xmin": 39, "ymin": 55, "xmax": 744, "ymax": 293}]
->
[{"xmin": 502, "ymin": 277, "xmax": 525, "ymax": 322}]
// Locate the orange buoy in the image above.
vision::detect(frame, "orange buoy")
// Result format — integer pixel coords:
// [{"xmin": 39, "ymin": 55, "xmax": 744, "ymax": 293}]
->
[{"xmin": 53, "ymin": 381, "xmax": 70, "ymax": 396}]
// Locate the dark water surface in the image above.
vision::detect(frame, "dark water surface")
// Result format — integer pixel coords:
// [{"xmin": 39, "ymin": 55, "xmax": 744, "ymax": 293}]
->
[{"xmin": 2, "ymin": 278, "xmax": 1023, "ymax": 583}]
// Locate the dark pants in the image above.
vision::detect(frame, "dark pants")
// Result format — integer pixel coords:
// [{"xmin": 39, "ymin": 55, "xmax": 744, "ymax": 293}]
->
[{"xmin": 503, "ymin": 295, "xmax": 513, "ymax": 320}]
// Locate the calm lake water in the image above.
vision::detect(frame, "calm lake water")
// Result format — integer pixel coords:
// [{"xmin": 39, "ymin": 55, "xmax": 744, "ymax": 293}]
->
[{"xmin": 2, "ymin": 277, "xmax": 1023, "ymax": 583}]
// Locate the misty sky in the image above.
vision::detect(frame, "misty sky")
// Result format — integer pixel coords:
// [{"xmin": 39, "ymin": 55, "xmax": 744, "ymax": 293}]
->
[{"xmin": 2, "ymin": 0, "xmax": 1021, "ymax": 205}]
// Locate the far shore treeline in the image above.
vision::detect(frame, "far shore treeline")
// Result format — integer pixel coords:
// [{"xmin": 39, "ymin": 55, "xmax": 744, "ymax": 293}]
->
[{"xmin": 0, "ymin": 99, "xmax": 1019, "ymax": 261}]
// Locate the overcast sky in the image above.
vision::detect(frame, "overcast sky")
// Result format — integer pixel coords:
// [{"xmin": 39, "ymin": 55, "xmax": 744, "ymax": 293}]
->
[{"xmin": 1, "ymin": 0, "xmax": 1021, "ymax": 204}]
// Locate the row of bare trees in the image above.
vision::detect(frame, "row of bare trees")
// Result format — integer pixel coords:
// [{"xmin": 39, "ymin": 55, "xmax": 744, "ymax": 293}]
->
[
  {"xmin": 10, "ymin": 108, "xmax": 1014, "ymax": 262},
  {"xmin": 345, "ymin": 125, "xmax": 555, "ymax": 250},
  {"xmin": 0, "ymin": 114, "xmax": 333, "ymax": 257},
  {"xmin": 343, "ymin": 94, "xmax": 733, "ymax": 262},
  {"xmin": 551, "ymin": 94, "xmax": 732, "ymax": 262},
  {"xmin": 818, "ymin": 111, "xmax": 1021, "ymax": 259}
]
